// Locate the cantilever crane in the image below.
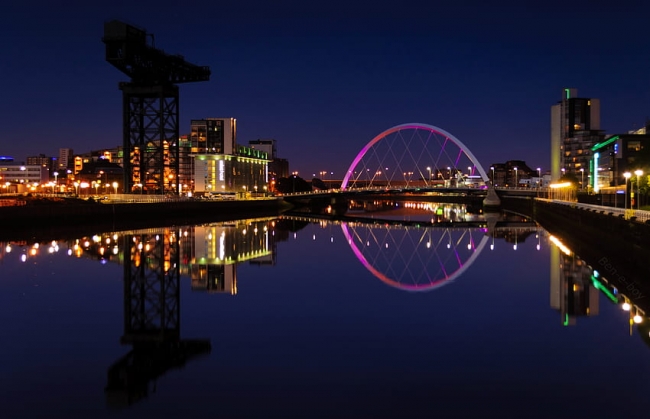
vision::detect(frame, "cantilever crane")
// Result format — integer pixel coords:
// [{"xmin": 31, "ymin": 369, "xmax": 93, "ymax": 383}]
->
[{"xmin": 102, "ymin": 20, "xmax": 211, "ymax": 195}]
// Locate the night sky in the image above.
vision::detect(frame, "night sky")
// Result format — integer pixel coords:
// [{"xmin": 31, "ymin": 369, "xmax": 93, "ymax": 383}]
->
[{"xmin": 2, "ymin": 0, "xmax": 650, "ymax": 178}]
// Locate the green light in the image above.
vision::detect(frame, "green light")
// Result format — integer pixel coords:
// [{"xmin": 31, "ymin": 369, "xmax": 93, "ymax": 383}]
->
[
  {"xmin": 591, "ymin": 275, "xmax": 618, "ymax": 304},
  {"xmin": 592, "ymin": 135, "xmax": 619, "ymax": 151},
  {"xmin": 563, "ymin": 313, "xmax": 569, "ymax": 326},
  {"xmin": 593, "ymin": 153, "xmax": 599, "ymax": 192},
  {"xmin": 565, "ymin": 88, "xmax": 570, "ymax": 99}
]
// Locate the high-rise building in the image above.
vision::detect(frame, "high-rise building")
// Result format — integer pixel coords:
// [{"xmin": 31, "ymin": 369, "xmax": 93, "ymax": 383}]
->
[
  {"xmin": 190, "ymin": 118, "xmax": 236, "ymax": 155},
  {"xmin": 58, "ymin": 148, "xmax": 74, "ymax": 171},
  {"xmin": 550, "ymin": 88, "xmax": 604, "ymax": 181}
]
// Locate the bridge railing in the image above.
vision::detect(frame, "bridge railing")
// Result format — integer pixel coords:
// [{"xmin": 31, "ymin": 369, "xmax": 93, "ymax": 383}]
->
[{"xmin": 536, "ymin": 198, "xmax": 650, "ymax": 223}]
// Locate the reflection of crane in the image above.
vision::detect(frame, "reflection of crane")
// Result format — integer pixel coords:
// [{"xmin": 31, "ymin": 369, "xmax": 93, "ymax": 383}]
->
[
  {"xmin": 105, "ymin": 231, "xmax": 210, "ymax": 408},
  {"xmin": 102, "ymin": 21, "xmax": 211, "ymax": 195}
]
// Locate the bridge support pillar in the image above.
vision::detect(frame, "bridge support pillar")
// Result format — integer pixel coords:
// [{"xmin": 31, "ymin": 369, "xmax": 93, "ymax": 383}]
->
[{"xmin": 483, "ymin": 186, "xmax": 501, "ymax": 211}]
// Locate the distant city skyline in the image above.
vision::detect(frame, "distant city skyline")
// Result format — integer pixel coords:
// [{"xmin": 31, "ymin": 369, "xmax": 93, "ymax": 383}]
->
[{"xmin": 3, "ymin": 1, "xmax": 650, "ymax": 178}]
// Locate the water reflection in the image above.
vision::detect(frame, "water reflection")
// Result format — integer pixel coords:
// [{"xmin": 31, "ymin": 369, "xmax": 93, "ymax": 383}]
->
[
  {"xmin": 3, "ymin": 206, "xmax": 650, "ymax": 413},
  {"xmin": 1, "ymin": 211, "xmax": 647, "ymax": 330},
  {"xmin": 106, "ymin": 228, "xmax": 210, "ymax": 408}
]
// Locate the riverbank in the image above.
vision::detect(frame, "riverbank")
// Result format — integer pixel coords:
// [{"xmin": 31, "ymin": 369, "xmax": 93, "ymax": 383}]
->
[
  {"xmin": 502, "ymin": 196, "xmax": 650, "ymax": 310},
  {"xmin": 0, "ymin": 197, "xmax": 293, "ymax": 241}
]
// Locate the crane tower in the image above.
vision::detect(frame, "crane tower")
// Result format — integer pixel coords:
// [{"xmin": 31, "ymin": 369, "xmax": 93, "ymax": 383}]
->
[{"xmin": 102, "ymin": 20, "xmax": 211, "ymax": 194}]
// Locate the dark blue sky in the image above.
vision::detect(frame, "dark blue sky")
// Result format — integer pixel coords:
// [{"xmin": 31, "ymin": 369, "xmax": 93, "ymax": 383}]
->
[{"xmin": 2, "ymin": 0, "xmax": 650, "ymax": 177}]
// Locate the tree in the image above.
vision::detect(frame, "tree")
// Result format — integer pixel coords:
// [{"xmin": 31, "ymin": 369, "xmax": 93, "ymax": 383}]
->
[{"xmin": 275, "ymin": 176, "xmax": 311, "ymax": 194}]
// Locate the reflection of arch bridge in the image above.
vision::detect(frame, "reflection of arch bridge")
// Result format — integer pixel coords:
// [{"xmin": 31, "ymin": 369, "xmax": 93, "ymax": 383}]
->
[{"xmin": 283, "ymin": 214, "xmax": 540, "ymax": 292}]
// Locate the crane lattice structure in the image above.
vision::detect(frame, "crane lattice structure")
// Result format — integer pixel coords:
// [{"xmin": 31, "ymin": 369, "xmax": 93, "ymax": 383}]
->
[{"xmin": 102, "ymin": 20, "xmax": 210, "ymax": 194}]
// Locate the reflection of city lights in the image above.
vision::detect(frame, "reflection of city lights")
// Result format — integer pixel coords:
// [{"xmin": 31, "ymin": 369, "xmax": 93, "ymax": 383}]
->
[
  {"xmin": 5, "ymin": 244, "xmax": 11, "ymax": 253},
  {"xmin": 21, "ymin": 254, "xmax": 27, "ymax": 262},
  {"xmin": 137, "ymin": 243, "xmax": 143, "ymax": 250},
  {"xmin": 312, "ymin": 234, "xmax": 316, "ymax": 241},
  {"xmin": 549, "ymin": 235, "xmax": 571, "ymax": 256},
  {"xmin": 385, "ymin": 243, "xmax": 388, "ymax": 249},
  {"xmin": 67, "ymin": 249, "xmax": 72, "ymax": 256},
  {"xmin": 33, "ymin": 243, "xmax": 39, "ymax": 249},
  {"xmin": 513, "ymin": 244, "xmax": 517, "ymax": 250},
  {"xmin": 84, "ymin": 241, "xmax": 90, "ymax": 248},
  {"xmin": 113, "ymin": 246, "xmax": 119, "ymax": 255},
  {"xmin": 30, "ymin": 248, "xmax": 37, "ymax": 256}
]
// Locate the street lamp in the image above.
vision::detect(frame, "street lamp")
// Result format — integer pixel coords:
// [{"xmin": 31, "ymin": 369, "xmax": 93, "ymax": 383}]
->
[
  {"xmin": 580, "ymin": 168, "xmax": 584, "ymax": 191},
  {"xmin": 635, "ymin": 169, "xmax": 643, "ymax": 210},
  {"xmin": 624, "ymin": 172, "xmax": 631, "ymax": 211},
  {"xmin": 514, "ymin": 167, "xmax": 518, "ymax": 187},
  {"xmin": 537, "ymin": 167, "xmax": 541, "ymax": 188},
  {"xmin": 73, "ymin": 181, "xmax": 79, "ymax": 196},
  {"xmin": 112, "ymin": 181, "xmax": 118, "ymax": 195},
  {"xmin": 490, "ymin": 166, "xmax": 495, "ymax": 186},
  {"xmin": 427, "ymin": 167, "xmax": 431, "ymax": 184},
  {"xmin": 53, "ymin": 171, "xmax": 59, "ymax": 192}
]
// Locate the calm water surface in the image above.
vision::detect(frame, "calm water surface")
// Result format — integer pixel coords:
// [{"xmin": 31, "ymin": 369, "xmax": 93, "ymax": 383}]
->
[{"xmin": 1, "ymin": 208, "xmax": 649, "ymax": 418}]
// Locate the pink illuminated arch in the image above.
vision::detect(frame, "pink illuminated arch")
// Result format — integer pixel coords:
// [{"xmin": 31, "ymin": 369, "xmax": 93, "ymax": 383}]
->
[{"xmin": 341, "ymin": 123, "xmax": 489, "ymax": 190}]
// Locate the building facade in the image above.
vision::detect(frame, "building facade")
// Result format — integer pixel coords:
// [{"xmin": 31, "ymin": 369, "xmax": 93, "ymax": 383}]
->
[
  {"xmin": 58, "ymin": 148, "xmax": 74, "ymax": 171},
  {"xmin": 551, "ymin": 88, "xmax": 604, "ymax": 180},
  {"xmin": 0, "ymin": 164, "xmax": 49, "ymax": 191},
  {"xmin": 591, "ymin": 131, "xmax": 650, "ymax": 192},
  {"xmin": 193, "ymin": 146, "xmax": 269, "ymax": 196},
  {"xmin": 190, "ymin": 118, "xmax": 236, "ymax": 155}
]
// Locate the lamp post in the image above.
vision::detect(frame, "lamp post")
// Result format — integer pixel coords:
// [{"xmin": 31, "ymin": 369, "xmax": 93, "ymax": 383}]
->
[
  {"xmin": 490, "ymin": 166, "xmax": 495, "ymax": 186},
  {"xmin": 624, "ymin": 172, "xmax": 631, "ymax": 211},
  {"xmin": 580, "ymin": 168, "xmax": 584, "ymax": 191},
  {"xmin": 514, "ymin": 167, "xmax": 518, "ymax": 187},
  {"xmin": 112, "ymin": 182, "xmax": 118, "ymax": 195},
  {"xmin": 635, "ymin": 169, "xmax": 643, "ymax": 210},
  {"xmin": 427, "ymin": 167, "xmax": 431, "ymax": 184}
]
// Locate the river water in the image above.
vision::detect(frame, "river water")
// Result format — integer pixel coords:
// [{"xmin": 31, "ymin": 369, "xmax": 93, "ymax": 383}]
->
[{"xmin": 1, "ymin": 203, "xmax": 649, "ymax": 418}]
